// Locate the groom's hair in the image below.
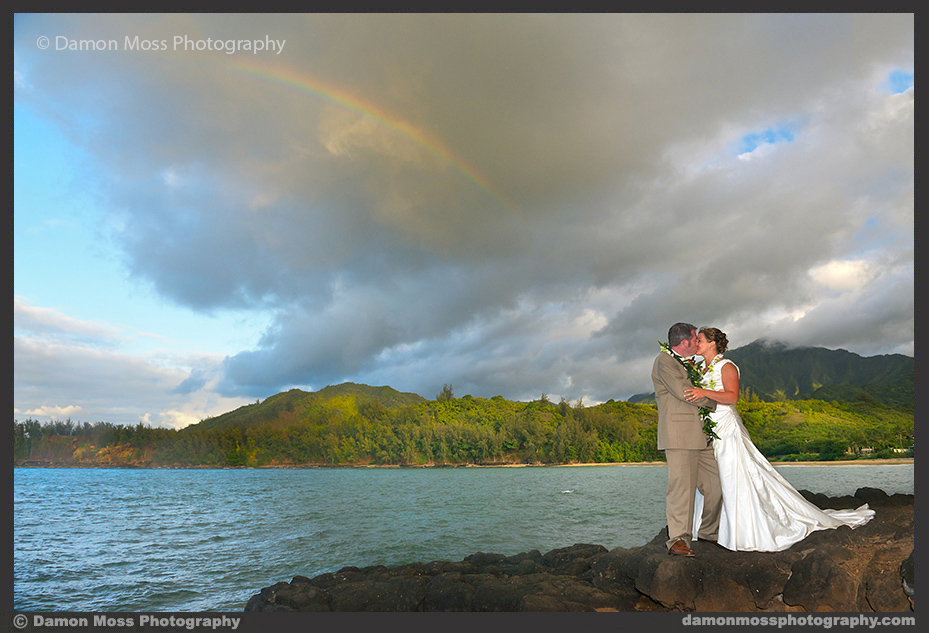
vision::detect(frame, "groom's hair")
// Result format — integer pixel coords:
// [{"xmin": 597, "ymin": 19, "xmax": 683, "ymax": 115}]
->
[{"xmin": 668, "ymin": 322, "xmax": 697, "ymax": 347}]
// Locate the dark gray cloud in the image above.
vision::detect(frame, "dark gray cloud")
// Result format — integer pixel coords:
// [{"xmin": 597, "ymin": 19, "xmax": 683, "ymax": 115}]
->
[{"xmin": 15, "ymin": 14, "xmax": 913, "ymax": 416}]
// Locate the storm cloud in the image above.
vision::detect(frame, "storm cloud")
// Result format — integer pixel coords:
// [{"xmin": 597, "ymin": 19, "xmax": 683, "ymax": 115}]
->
[{"xmin": 15, "ymin": 14, "xmax": 912, "ymax": 424}]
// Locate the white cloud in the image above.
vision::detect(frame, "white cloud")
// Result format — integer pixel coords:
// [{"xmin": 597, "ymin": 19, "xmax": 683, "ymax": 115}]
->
[
  {"xmin": 14, "ymin": 299, "xmax": 253, "ymax": 427},
  {"xmin": 14, "ymin": 296, "xmax": 126, "ymax": 346},
  {"xmin": 809, "ymin": 259, "xmax": 876, "ymax": 293},
  {"xmin": 22, "ymin": 405, "xmax": 83, "ymax": 419}
]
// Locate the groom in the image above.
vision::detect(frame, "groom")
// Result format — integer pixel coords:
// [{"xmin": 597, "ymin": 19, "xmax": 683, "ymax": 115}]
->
[{"xmin": 651, "ymin": 322, "xmax": 723, "ymax": 556}]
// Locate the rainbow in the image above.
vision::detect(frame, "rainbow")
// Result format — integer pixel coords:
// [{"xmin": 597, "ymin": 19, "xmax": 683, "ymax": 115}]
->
[{"xmin": 229, "ymin": 59, "xmax": 507, "ymax": 206}]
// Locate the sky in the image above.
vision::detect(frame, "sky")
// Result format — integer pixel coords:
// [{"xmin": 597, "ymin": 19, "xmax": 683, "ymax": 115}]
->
[{"xmin": 13, "ymin": 14, "xmax": 913, "ymax": 429}]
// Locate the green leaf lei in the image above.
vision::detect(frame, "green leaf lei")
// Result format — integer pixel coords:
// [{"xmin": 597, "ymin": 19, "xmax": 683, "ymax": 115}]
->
[{"xmin": 658, "ymin": 341, "xmax": 720, "ymax": 445}]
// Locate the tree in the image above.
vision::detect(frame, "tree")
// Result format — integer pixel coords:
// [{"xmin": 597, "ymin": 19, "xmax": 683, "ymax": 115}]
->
[{"xmin": 436, "ymin": 383, "xmax": 455, "ymax": 402}]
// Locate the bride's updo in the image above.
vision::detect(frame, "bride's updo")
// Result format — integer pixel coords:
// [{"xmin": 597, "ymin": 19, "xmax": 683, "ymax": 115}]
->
[{"xmin": 700, "ymin": 327, "xmax": 729, "ymax": 354}]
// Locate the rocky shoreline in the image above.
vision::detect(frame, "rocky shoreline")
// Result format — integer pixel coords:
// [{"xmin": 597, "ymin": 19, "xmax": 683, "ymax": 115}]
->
[{"xmin": 245, "ymin": 487, "xmax": 913, "ymax": 612}]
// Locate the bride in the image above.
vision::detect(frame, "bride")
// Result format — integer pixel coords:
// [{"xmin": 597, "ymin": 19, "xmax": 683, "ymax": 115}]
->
[{"xmin": 684, "ymin": 327, "xmax": 875, "ymax": 552}]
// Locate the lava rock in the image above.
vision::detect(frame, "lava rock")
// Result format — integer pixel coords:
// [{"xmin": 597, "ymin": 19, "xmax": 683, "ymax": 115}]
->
[{"xmin": 244, "ymin": 489, "xmax": 913, "ymax": 612}]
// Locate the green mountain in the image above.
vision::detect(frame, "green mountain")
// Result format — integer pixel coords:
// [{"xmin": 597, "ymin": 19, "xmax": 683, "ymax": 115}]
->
[
  {"xmin": 190, "ymin": 382, "xmax": 427, "ymax": 432},
  {"xmin": 727, "ymin": 340, "xmax": 913, "ymax": 407},
  {"xmin": 15, "ymin": 375, "xmax": 913, "ymax": 468},
  {"xmin": 631, "ymin": 340, "xmax": 913, "ymax": 408}
]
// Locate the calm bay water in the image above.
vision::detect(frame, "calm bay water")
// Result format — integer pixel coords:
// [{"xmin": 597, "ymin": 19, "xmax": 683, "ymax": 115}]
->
[{"xmin": 14, "ymin": 463, "xmax": 913, "ymax": 612}]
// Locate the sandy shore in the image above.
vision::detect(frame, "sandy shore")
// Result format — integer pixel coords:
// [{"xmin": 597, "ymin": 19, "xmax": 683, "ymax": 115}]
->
[
  {"xmin": 17, "ymin": 458, "xmax": 911, "ymax": 470},
  {"xmin": 414, "ymin": 457, "xmax": 915, "ymax": 468},
  {"xmin": 553, "ymin": 458, "xmax": 913, "ymax": 467}
]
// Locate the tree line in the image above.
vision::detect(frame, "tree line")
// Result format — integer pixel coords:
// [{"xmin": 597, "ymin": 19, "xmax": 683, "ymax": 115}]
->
[{"xmin": 13, "ymin": 394, "xmax": 913, "ymax": 468}]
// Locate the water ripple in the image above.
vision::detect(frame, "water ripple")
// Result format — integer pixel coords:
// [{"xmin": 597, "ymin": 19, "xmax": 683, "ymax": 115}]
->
[{"xmin": 14, "ymin": 464, "xmax": 913, "ymax": 611}]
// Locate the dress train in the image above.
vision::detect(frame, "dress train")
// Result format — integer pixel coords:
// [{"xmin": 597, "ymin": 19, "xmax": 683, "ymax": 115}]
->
[{"xmin": 693, "ymin": 359, "xmax": 873, "ymax": 552}]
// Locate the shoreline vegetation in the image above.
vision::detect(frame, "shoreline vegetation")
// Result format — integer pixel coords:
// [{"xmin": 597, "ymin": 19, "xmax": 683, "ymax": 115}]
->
[
  {"xmin": 14, "ymin": 384, "xmax": 913, "ymax": 470},
  {"xmin": 14, "ymin": 458, "xmax": 914, "ymax": 470}
]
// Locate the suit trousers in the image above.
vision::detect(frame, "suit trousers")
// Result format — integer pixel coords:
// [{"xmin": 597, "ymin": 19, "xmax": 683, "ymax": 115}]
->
[{"xmin": 664, "ymin": 446, "xmax": 722, "ymax": 549}]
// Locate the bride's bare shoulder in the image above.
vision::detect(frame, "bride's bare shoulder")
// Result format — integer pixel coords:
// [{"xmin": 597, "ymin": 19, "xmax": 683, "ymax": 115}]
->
[{"xmin": 720, "ymin": 358, "xmax": 740, "ymax": 374}]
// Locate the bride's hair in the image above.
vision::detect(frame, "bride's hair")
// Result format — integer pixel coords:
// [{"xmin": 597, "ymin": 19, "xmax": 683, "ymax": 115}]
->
[{"xmin": 700, "ymin": 327, "xmax": 729, "ymax": 354}]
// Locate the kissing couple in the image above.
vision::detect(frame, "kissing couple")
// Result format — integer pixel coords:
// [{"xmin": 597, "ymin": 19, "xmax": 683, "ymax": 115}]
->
[{"xmin": 651, "ymin": 322, "xmax": 874, "ymax": 555}]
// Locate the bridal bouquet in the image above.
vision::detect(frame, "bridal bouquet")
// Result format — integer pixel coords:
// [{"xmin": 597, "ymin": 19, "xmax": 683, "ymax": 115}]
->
[{"xmin": 658, "ymin": 341, "xmax": 719, "ymax": 444}]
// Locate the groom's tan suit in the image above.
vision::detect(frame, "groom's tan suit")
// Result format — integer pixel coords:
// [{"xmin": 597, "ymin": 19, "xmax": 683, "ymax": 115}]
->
[{"xmin": 652, "ymin": 351, "xmax": 723, "ymax": 550}]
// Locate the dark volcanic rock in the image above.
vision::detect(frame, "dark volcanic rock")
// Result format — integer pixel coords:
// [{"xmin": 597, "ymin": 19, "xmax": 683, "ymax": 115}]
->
[
  {"xmin": 782, "ymin": 550, "xmax": 858, "ymax": 611},
  {"xmin": 244, "ymin": 488, "xmax": 913, "ymax": 612}
]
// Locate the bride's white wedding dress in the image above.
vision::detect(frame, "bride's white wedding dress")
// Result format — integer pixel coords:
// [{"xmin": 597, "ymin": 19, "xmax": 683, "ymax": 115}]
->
[{"xmin": 694, "ymin": 357, "xmax": 874, "ymax": 552}]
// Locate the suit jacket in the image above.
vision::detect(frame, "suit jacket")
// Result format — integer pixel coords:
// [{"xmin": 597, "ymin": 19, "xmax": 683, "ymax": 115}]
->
[{"xmin": 651, "ymin": 352, "xmax": 718, "ymax": 450}]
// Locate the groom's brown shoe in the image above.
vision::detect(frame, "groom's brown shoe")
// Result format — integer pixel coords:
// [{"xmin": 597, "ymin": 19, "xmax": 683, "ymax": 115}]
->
[{"xmin": 668, "ymin": 540, "xmax": 695, "ymax": 556}]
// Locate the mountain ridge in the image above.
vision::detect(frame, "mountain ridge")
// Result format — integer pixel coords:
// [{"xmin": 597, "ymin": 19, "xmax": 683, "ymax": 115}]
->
[
  {"xmin": 15, "ymin": 342, "xmax": 913, "ymax": 467},
  {"xmin": 190, "ymin": 383, "xmax": 427, "ymax": 432},
  {"xmin": 630, "ymin": 339, "xmax": 912, "ymax": 407},
  {"xmin": 193, "ymin": 340, "xmax": 911, "ymax": 433}
]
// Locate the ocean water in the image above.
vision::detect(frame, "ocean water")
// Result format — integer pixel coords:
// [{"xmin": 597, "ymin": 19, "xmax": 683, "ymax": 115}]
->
[{"xmin": 13, "ymin": 463, "xmax": 914, "ymax": 612}]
